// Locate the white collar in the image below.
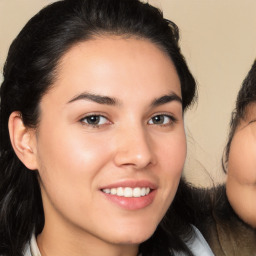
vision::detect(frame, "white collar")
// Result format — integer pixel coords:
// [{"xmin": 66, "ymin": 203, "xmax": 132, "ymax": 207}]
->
[{"xmin": 30, "ymin": 234, "xmax": 41, "ymax": 256}]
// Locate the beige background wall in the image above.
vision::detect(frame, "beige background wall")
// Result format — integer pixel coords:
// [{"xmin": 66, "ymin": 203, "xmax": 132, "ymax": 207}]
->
[{"xmin": 1, "ymin": 0, "xmax": 256, "ymax": 187}]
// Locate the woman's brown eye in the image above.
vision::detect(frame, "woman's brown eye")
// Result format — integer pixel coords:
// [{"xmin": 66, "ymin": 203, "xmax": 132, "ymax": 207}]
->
[
  {"xmin": 148, "ymin": 115, "xmax": 175, "ymax": 125},
  {"xmin": 80, "ymin": 115, "xmax": 108, "ymax": 126},
  {"xmin": 87, "ymin": 116, "xmax": 100, "ymax": 124},
  {"xmin": 152, "ymin": 115, "xmax": 165, "ymax": 124}
]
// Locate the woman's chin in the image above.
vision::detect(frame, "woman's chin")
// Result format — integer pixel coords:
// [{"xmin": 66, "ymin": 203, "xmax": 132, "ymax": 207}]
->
[{"xmin": 107, "ymin": 227, "xmax": 156, "ymax": 246}]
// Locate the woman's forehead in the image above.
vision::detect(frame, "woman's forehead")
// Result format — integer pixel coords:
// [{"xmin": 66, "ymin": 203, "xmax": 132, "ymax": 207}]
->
[{"xmin": 45, "ymin": 37, "xmax": 181, "ymax": 102}]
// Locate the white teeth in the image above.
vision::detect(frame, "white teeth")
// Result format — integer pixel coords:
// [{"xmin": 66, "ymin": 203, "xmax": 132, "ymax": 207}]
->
[
  {"xmin": 133, "ymin": 187, "xmax": 141, "ymax": 197},
  {"xmin": 111, "ymin": 188, "xmax": 117, "ymax": 195},
  {"xmin": 124, "ymin": 187, "xmax": 133, "ymax": 197},
  {"xmin": 103, "ymin": 188, "xmax": 111, "ymax": 194},
  {"xmin": 141, "ymin": 187, "xmax": 146, "ymax": 196},
  {"xmin": 102, "ymin": 187, "xmax": 151, "ymax": 197},
  {"xmin": 117, "ymin": 187, "xmax": 123, "ymax": 196}
]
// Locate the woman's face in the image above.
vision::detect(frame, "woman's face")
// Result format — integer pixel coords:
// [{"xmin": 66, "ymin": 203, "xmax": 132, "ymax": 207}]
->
[
  {"xmin": 31, "ymin": 37, "xmax": 186, "ymax": 251},
  {"xmin": 227, "ymin": 104, "xmax": 256, "ymax": 227}
]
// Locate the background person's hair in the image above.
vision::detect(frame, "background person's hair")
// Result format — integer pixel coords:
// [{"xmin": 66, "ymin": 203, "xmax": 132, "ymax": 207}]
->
[
  {"xmin": 223, "ymin": 60, "xmax": 256, "ymax": 172},
  {"xmin": 0, "ymin": 0, "xmax": 196, "ymax": 255}
]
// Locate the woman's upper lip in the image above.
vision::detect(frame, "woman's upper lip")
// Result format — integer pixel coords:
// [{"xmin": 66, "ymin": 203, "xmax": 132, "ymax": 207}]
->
[{"xmin": 100, "ymin": 180, "xmax": 157, "ymax": 190}]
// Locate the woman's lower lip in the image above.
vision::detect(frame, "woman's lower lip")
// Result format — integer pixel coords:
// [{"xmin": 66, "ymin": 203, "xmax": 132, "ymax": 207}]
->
[{"xmin": 101, "ymin": 190, "xmax": 157, "ymax": 210}]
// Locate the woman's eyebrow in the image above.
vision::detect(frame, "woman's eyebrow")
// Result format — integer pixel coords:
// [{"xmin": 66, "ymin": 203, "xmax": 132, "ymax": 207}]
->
[
  {"xmin": 151, "ymin": 92, "xmax": 182, "ymax": 107},
  {"xmin": 67, "ymin": 92, "xmax": 182, "ymax": 107},
  {"xmin": 67, "ymin": 92, "xmax": 119, "ymax": 105}
]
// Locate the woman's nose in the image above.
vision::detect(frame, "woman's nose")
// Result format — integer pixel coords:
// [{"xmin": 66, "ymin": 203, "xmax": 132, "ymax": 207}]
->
[{"xmin": 113, "ymin": 126, "xmax": 156, "ymax": 169}]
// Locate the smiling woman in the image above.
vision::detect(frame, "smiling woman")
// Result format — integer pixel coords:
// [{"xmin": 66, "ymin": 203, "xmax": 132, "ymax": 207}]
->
[
  {"xmin": 25, "ymin": 38, "xmax": 186, "ymax": 248},
  {"xmin": 0, "ymin": 0, "xmax": 213, "ymax": 256}
]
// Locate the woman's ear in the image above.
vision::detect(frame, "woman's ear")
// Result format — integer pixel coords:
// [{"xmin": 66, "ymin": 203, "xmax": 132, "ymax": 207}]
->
[{"xmin": 8, "ymin": 111, "xmax": 38, "ymax": 170}]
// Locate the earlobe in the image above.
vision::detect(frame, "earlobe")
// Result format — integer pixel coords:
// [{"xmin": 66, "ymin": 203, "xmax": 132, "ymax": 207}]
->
[{"xmin": 8, "ymin": 111, "xmax": 38, "ymax": 170}]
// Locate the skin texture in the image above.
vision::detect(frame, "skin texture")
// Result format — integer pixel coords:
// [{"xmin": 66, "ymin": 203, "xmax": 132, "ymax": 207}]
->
[
  {"xmin": 227, "ymin": 104, "xmax": 256, "ymax": 228},
  {"xmin": 9, "ymin": 37, "xmax": 186, "ymax": 256}
]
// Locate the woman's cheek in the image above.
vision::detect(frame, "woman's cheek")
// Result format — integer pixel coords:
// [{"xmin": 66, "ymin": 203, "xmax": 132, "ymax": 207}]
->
[{"xmin": 228, "ymin": 131, "xmax": 256, "ymax": 185}]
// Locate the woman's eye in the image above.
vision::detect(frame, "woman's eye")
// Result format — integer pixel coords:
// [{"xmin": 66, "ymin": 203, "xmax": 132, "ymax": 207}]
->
[
  {"xmin": 80, "ymin": 115, "xmax": 109, "ymax": 126},
  {"xmin": 148, "ymin": 115, "xmax": 176, "ymax": 125}
]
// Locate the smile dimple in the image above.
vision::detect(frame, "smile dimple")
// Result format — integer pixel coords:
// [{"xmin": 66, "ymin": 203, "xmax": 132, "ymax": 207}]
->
[{"xmin": 102, "ymin": 187, "xmax": 151, "ymax": 198}]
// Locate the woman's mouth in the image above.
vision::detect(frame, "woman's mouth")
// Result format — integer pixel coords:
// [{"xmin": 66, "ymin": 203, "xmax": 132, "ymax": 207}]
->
[
  {"xmin": 100, "ymin": 182, "xmax": 156, "ymax": 210},
  {"xmin": 102, "ymin": 187, "xmax": 151, "ymax": 198}
]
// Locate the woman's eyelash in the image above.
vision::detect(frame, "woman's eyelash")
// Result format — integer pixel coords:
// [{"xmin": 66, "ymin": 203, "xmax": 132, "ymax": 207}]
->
[{"xmin": 249, "ymin": 119, "xmax": 256, "ymax": 124}]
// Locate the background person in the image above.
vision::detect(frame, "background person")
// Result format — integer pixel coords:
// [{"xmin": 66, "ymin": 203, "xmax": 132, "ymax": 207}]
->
[{"xmin": 190, "ymin": 60, "xmax": 256, "ymax": 255}]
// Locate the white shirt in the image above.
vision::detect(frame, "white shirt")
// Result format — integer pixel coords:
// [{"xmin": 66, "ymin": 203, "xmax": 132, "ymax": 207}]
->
[{"xmin": 178, "ymin": 226, "xmax": 214, "ymax": 256}]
